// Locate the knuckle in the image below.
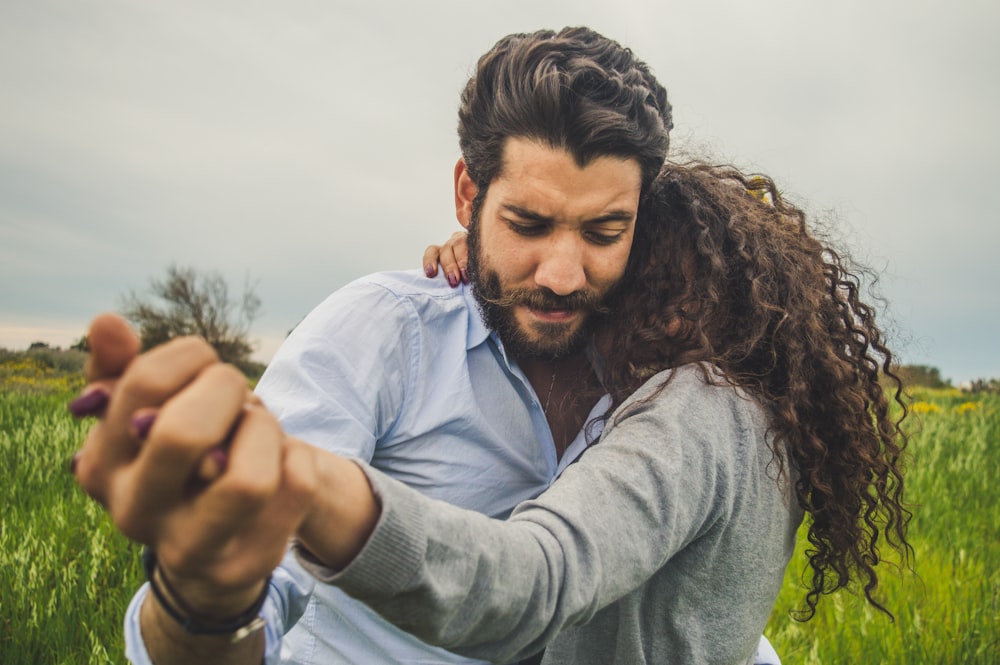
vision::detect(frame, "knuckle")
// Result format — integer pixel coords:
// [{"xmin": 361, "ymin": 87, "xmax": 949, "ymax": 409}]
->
[
  {"xmin": 151, "ymin": 365, "xmax": 247, "ymax": 451},
  {"xmin": 123, "ymin": 337, "xmax": 219, "ymax": 398},
  {"xmin": 117, "ymin": 360, "xmax": 165, "ymax": 403},
  {"xmin": 73, "ymin": 424, "xmax": 121, "ymax": 505},
  {"xmin": 166, "ymin": 335, "xmax": 219, "ymax": 361},
  {"xmin": 225, "ymin": 473, "xmax": 276, "ymax": 506},
  {"xmin": 149, "ymin": 409, "xmax": 207, "ymax": 452},
  {"xmin": 107, "ymin": 488, "xmax": 153, "ymax": 543},
  {"xmin": 109, "ymin": 504, "xmax": 145, "ymax": 542},
  {"xmin": 244, "ymin": 403, "xmax": 282, "ymax": 436},
  {"xmin": 202, "ymin": 362, "xmax": 247, "ymax": 390},
  {"xmin": 73, "ymin": 452, "xmax": 107, "ymax": 505}
]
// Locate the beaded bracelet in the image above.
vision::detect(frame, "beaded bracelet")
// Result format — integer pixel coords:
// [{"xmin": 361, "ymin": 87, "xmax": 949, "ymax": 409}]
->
[{"xmin": 142, "ymin": 548, "xmax": 269, "ymax": 644}]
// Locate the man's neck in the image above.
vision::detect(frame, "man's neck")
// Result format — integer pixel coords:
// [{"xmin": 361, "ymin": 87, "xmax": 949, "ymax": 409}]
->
[{"xmin": 518, "ymin": 352, "xmax": 600, "ymax": 460}]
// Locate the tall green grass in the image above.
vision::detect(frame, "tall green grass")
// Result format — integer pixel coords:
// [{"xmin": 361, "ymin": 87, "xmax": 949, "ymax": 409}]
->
[
  {"xmin": 2, "ymin": 359, "xmax": 997, "ymax": 662},
  {"xmin": 766, "ymin": 388, "xmax": 1000, "ymax": 663},
  {"xmin": 1, "ymin": 387, "xmax": 143, "ymax": 664}
]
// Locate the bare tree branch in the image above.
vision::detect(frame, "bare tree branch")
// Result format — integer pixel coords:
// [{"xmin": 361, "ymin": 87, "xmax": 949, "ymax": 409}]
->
[{"xmin": 120, "ymin": 265, "xmax": 262, "ymax": 372}]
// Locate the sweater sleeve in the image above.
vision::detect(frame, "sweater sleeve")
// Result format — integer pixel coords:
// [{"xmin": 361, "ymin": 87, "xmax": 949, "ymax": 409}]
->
[{"xmin": 300, "ymin": 367, "xmax": 752, "ymax": 663}]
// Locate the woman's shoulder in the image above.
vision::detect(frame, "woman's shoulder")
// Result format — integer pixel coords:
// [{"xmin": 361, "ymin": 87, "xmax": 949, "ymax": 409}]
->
[
  {"xmin": 615, "ymin": 363, "xmax": 765, "ymax": 433},
  {"xmin": 625, "ymin": 363, "xmax": 743, "ymax": 403}
]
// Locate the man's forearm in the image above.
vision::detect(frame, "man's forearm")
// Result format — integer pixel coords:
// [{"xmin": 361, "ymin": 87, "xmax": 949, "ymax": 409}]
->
[{"xmin": 295, "ymin": 447, "xmax": 381, "ymax": 570}]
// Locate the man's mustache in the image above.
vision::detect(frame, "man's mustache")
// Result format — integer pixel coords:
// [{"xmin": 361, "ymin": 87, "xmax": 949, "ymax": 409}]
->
[{"xmin": 477, "ymin": 287, "xmax": 609, "ymax": 315}]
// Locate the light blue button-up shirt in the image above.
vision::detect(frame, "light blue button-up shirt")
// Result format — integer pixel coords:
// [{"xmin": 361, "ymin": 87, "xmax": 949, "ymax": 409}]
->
[{"xmin": 125, "ymin": 269, "xmax": 602, "ymax": 664}]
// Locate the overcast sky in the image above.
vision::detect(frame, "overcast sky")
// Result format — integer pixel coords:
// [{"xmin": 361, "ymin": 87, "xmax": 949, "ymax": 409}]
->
[{"xmin": 1, "ymin": 0, "xmax": 997, "ymax": 384}]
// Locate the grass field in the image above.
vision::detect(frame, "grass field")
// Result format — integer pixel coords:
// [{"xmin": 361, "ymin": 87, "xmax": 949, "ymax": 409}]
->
[
  {"xmin": 1, "ymin": 355, "xmax": 143, "ymax": 664},
  {"xmin": 1, "ymin": 352, "xmax": 997, "ymax": 663},
  {"xmin": 765, "ymin": 387, "xmax": 1000, "ymax": 663}
]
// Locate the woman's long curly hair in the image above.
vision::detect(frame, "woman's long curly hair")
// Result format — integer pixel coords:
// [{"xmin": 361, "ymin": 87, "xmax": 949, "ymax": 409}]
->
[{"xmin": 600, "ymin": 162, "xmax": 913, "ymax": 619}]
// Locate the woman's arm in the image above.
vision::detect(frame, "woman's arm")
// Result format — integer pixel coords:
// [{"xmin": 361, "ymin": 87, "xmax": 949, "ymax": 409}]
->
[{"xmin": 301, "ymin": 369, "xmax": 736, "ymax": 663}]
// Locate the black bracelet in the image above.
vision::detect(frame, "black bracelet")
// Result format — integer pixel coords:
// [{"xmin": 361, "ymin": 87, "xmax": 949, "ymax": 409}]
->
[{"xmin": 142, "ymin": 547, "xmax": 270, "ymax": 642}]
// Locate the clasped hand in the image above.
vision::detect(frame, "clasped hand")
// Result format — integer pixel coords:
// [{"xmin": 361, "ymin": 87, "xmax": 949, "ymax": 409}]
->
[{"xmin": 71, "ymin": 313, "xmax": 320, "ymax": 617}]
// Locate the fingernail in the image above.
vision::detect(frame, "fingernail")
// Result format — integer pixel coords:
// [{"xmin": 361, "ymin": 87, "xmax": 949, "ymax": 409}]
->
[
  {"xmin": 68, "ymin": 387, "xmax": 110, "ymax": 418},
  {"xmin": 460, "ymin": 268, "xmax": 469, "ymax": 285},
  {"xmin": 208, "ymin": 446, "xmax": 228, "ymax": 471},
  {"xmin": 69, "ymin": 452, "xmax": 80, "ymax": 474},
  {"xmin": 447, "ymin": 273, "xmax": 459, "ymax": 288},
  {"xmin": 131, "ymin": 412, "xmax": 157, "ymax": 440},
  {"xmin": 424, "ymin": 264, "xmax": 436, "ymax": 278}
]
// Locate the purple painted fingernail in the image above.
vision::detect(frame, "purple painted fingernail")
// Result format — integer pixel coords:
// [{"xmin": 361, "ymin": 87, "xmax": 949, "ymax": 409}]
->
[
  {"xmin": 447, "ymin": 273, "xmax": 459, "ymax": 288},
  {"xmin": 131, "ymin": 412, "xmax": 157, "ymax": 440},
  {"xmin": 424, "ymin": 264, "xmax": 436, "ymax": 278},
  {"xmin": 460, "ymin": 268, "xmax": 469, "ymax": 285},
  {"xmin": 68, "ymin": 387, "xmax": 110, "ymax": 418},
  {"xmin": 208, "ymin": 446, "xmax": 228, "ymax": 472}
]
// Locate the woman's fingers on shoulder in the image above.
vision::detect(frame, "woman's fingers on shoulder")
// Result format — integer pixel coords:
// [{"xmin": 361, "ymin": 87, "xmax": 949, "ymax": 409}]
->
[
  {"xmin": 436, "ymin": 231, "xmax": 469, "ymax": 287},
  {"xmin": 423, "ymin": 244, "xmax": 443, "ymax": 277},
  {"xmin": 423, "ymin": 231, "xmax": 470, "ymax": 286},
  {"xmin": 443, "ymin": 231, "xmax": 469, "ymax": 285}
]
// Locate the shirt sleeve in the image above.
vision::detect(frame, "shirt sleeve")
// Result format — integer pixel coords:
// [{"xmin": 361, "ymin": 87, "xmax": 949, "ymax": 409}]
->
[
  {"xmin": 304, "ymin": 369, "xmax": 747, "ymax": 663},
  {"xmin": 122, "ymin": 278, "xmax": 421, "ymax": 662},
  {"xmin": 124, "ymin": 549, "xmax": 315, "ymax": 664},
  {"xmin": 254, "ymin": 278, "xmax": 418, "ymax": 462}
]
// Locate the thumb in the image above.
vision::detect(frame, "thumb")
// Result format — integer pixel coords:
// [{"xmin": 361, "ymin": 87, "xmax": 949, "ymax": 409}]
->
[{"xmin": 84, "ymin": 313, "xmax": 142, "ymax": 381}]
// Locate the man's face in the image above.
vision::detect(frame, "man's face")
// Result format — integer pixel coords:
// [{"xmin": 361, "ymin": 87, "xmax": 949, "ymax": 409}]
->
[{"xmin": 458, "ymin": 137, "xmax": 641, "ymax": 360}]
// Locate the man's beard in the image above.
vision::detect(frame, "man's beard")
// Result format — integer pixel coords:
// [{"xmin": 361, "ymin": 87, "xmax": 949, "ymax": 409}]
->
[{"xmin": 467, "ymin": 218, "xmax": 611, "ymax": 360}]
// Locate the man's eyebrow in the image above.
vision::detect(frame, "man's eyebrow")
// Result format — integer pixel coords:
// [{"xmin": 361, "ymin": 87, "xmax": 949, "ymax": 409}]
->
[
  {"xmin": 502, "ymin": 204, "xmax": 552, "ymax": 223},
  {"xmin": 501, "ymin": 204, "xmax": 635, "ymax": 224},
  {"xmin": 585, "ymin": 210, "xmax": 636, "ymax": 224}
]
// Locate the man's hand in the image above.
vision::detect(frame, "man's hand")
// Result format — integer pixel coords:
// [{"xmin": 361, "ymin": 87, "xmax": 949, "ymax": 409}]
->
[
  {"xmin": 70, "ymin": 314, "xmax": 320, "ymax": 660},
  {"xmin": 69, "ymin": 314, "xmax": 379, "ymax": 663}
]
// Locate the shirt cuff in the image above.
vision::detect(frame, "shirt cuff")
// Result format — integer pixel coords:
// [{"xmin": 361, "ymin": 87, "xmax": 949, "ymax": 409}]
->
[{"xmin": 124, "ymin": 582, "xmax": 285, "ymax": 664}]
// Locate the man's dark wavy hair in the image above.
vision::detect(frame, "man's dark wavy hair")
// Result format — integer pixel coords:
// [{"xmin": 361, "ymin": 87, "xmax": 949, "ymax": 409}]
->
[
  {"xmin": 458, "ymin": 26, "xmax": 672, "ymax": 203},
  {"xmin": 601, "ymin": 162, "xmax": 913, "ymax": 619}
]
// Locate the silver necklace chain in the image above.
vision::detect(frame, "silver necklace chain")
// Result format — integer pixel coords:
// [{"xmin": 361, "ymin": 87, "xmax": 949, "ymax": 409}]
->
[{"xmin": 543, "ymin": 368, "xmax": 558, "ymax": 414}]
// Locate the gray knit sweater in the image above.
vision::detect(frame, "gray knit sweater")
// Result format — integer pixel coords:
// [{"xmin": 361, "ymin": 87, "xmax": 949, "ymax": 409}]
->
[{"xmin": 303, "ymin": 365, "xmax": 803, "ymax": 664}]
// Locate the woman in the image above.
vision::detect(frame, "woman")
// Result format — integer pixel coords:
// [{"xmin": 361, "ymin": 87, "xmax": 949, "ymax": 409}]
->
[{"xmin": 288, "ymin": 163, "xmax": 913, "ymax": 663}]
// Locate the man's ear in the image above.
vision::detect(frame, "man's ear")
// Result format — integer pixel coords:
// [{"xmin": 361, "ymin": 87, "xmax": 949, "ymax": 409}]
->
[{"xmin": 454, "ymin": 159, "xmax": 478, "ymax": 230}]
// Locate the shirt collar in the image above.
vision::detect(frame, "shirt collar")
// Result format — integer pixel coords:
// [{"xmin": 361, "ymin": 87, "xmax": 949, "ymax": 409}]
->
[
  {"xmin": 462, "ymin": 286, "xmax": 519, "ymax": 376},
  {"xmin": 463, "ymin": 285, "xmax": 492, "ymax": 352}
]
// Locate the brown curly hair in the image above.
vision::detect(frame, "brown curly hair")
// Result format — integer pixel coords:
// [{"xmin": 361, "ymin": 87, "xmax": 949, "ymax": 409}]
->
[{"xmin": 600, "ymin": 162, "xmax": 913, "ymax": 619}]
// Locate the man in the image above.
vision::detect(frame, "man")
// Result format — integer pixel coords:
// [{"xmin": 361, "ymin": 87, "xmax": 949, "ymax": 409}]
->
[{"xmin": 72, "ymin": 26, "xmax": 675, "ymax": 664}]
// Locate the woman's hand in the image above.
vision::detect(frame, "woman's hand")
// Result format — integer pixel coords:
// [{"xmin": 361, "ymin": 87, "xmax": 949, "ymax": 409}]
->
[{"xmin": 423, "ymin": 231, "xmax": 469, "ymax": 288}]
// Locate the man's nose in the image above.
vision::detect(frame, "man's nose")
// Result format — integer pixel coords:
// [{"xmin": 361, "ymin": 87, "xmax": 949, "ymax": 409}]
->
[{"xmin": 533, "ymin": 235, "xmax": 587, "ymax": 296}]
